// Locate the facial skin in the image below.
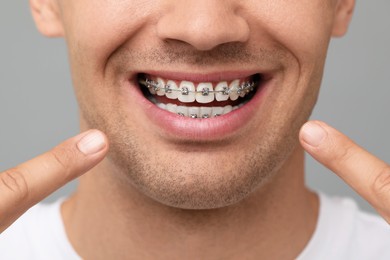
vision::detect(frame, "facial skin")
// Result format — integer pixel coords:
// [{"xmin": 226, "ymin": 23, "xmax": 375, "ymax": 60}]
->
[
  {"xmin": 30, "ymin": 0, "xmax": 354, "ymax": 210},
  {"xmin": 25, "ymin": 0, "xmax": 356, "ymax": 258}
]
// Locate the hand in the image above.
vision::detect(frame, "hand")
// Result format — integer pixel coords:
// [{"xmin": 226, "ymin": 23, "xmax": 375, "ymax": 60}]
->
[
  {"xmin": 0, "ymin": 130, "xmax": 108, "ymax": 233},
  {"xmin": 300, "ymin": 121, "xmax": 390, "ymax": 223}
]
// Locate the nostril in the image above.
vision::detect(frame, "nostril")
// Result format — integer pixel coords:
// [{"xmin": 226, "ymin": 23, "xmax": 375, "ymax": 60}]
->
[{"xmin": 156, "ymin": 5, "xmax": 250, "ymax": 51}]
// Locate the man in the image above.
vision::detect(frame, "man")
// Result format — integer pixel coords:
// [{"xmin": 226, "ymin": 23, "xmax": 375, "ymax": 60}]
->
[{"xmin": 1, "ymin": 0, "xmax": 390, "ymax": 259}]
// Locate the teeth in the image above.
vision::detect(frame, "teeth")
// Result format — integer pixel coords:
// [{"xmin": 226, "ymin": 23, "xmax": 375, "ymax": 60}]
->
[
  {"xmin": 166, "ymin": 103, "xmax": 177, "ymax": 113},
  {"xmin": 156, "ymin": 78, "xmax": 165, "ymax": 96},
  {"xmin": 229, "ymin": 80, "xmax": 240, "ymax": 101},
  {"xmin": 211, "ymin": 107, "xmax": 224, "ymax": 117},
  {"xmin": 178, "ymin": 81, "xmax": 196, "ymax": 103},
  {"xmin": 200, "ymin": 107, "xmax": 212, "ymax": 118},
  {"xmin": 239, "ymin": 87, "xmax": 246, "ymax": 97},
  {"xmin": 188, "ymin": 107, "xmax": 200, "ymax": 118},
  {"xmin": 148, "ymin": 83, "xmax": 157, "ymax": 95},
  {"xmin": 196, "ymin": 83, "xmax": 214, "ymax": 103},
  {"xmin": 215, "ymin": 82, "xmax": 230, "ymax": 101},
  {"xmin": 157, "ymin": 103, "xmax": 166, "ymax": 110},
  {"xmin": 140, "ymin": 76, "xmax": 257, "ymax": 119},
  {"xmin": 140, "ymin": 77, "xmax": 257, "ymax": 104},
  {"xmin": 176, "ymin": 106, "xmax": 189, "ymax": 117},
  {"xmin": 166, "ymin": 80, "xmax": 179, "ymax": 100},
  {"xmin": 155, "ymin": 103, "xmax": 242, "ymax": 118},
  {"xmin": 223, "ymin": 105, "xmax": 233, "ymax": 114}
]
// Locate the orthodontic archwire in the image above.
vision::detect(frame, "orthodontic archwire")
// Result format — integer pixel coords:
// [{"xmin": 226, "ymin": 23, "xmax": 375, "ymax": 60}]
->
[{"xmin": 138, "ymin": 79, "xmax": 256, "ymax": 96}]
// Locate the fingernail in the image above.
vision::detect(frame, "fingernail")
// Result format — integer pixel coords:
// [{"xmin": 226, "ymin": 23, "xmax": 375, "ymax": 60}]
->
[
  {"xmin": 77, "ymin": 130, "xmax": 106, "ymax": 155},
  {"xmin": 301, "ymin": 122, "xmax": 327, "ymax": 147}
]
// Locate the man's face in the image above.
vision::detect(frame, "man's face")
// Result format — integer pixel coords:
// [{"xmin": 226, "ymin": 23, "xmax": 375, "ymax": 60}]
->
[{"xmin": 32, "ymin": 0, "xmax": 353, "ymax": 209}]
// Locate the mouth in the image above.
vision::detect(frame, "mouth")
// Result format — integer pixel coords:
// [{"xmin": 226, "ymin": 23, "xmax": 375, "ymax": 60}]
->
[
  {"xmin": 137, "ymin": 73, "xmax": 264, "ymax": 118},
  {"xmin": 126, "ymin": 70, "xmax": 273, "ymax": 140}
]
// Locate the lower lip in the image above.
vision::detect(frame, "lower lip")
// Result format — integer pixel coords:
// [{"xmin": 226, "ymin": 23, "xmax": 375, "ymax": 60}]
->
[{"xmin": 125, "ymin": 79, "xmax": 273, "ymax": 141}]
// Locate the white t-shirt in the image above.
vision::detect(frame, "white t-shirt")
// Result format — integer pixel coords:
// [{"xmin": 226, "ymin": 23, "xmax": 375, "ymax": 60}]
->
[{"xmin": 1, "ymin": 193, "xmax": 390, "ymax": 260}]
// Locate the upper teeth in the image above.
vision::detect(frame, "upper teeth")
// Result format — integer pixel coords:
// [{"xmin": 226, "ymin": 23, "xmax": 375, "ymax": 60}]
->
[{"xmin": 139, "ymin": 78, "xmax": 256, "ymax": 104}]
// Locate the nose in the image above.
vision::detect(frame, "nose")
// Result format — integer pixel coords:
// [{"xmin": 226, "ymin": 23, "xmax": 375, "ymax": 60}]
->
[{"xmin": 157, "ymin": 1, "xmax": 250, "ymax": 51}]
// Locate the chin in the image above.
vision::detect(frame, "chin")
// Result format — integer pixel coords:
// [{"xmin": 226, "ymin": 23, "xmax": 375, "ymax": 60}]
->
[{"xmin": 103, "ymin": 128, "xmax": 297, "ymax": 210}]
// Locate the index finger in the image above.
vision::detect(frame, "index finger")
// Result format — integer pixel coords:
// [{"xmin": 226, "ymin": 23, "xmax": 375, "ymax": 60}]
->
[
  {"xmin": 0, "ymin": 130, "xmax": 108, "ymax": 232},
  {"xmin": 299, "ymin": 121, "xmax": 390, "ymax": 219}
]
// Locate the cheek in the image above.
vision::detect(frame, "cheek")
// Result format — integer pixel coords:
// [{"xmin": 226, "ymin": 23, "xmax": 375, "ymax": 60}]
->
[
  {"xmin": 62, "ymin": 0, "xmax": 157, "ymax": 73},
  {"xmin": 248, "ymin": 0, "xmax": 334, "ymax": 109},
  {"xmin": 247, "ymin": 0, "xmax": 334, "ymax": 64},
  {"xmin": 59, "ymin": 0, "xmax": 158, "ymax": 113}
]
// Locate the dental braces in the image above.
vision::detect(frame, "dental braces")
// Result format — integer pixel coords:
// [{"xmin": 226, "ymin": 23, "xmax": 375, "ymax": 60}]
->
[
  {"xmin": 139, "ymin": 79, "xmax": 256, "ymax": 96},
  {"xmin": 179, "ymin": 112, "xmax": 222, "ymax": 118}
]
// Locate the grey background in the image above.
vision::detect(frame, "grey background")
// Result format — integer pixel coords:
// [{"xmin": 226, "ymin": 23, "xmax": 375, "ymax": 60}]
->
[{"xmin": 0, "ymin": 2, "xmax": 389, "ymax": 213}]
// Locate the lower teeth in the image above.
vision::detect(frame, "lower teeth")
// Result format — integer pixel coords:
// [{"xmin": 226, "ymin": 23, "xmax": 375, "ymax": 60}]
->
[{"xmin": 152, "ymin": 98, "xmax": 245, "ymax": 118}]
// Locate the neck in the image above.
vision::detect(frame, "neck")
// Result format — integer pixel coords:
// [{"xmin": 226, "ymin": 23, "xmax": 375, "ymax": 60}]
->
[{"xmin": 62, "ymin": 146, "xmax": 318, "ymax": 259}]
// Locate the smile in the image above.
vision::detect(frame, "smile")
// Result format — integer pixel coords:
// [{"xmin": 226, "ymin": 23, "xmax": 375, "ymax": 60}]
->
[
  {"xmin": 128, "ymin": 71, "xmax": 273, "ymax": 141},
  {"xmin": 138, "ymin": 73, "xmax": 262, "ymax": 118}
]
